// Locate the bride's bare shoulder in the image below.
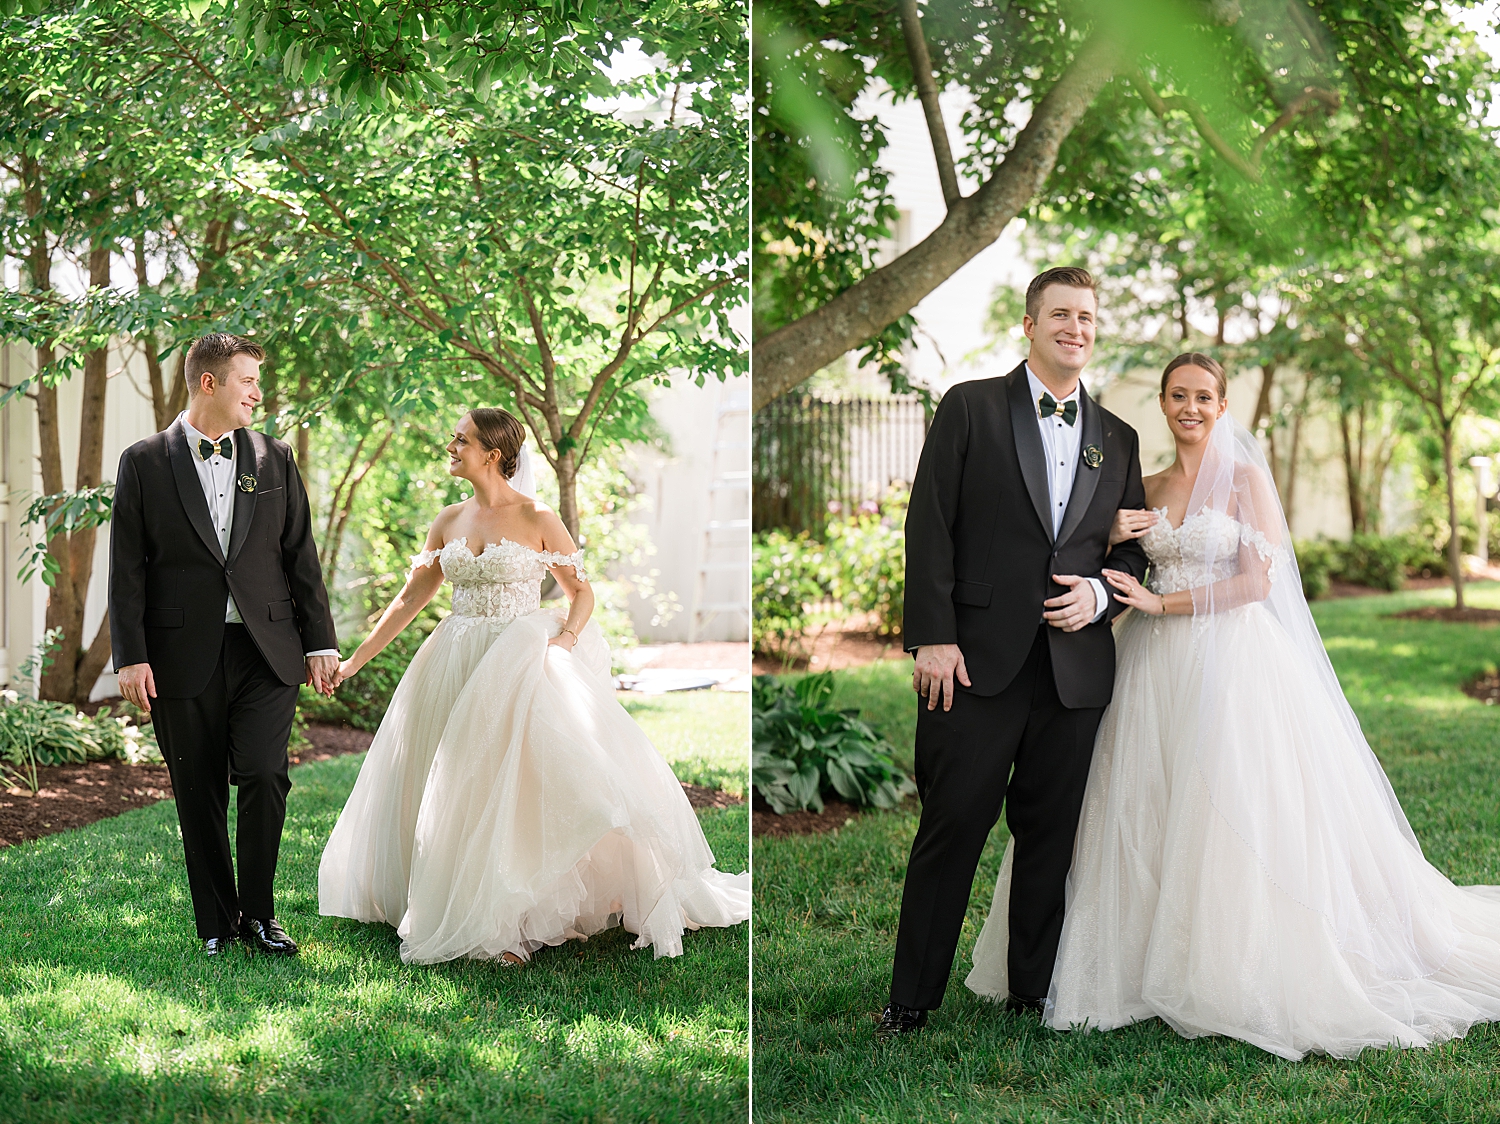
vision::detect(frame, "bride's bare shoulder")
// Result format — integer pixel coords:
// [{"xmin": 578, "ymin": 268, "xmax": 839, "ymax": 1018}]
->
[
  {"xmin": 427, "ymin": 501, "xmax": 471, "ymax": 542},
  {"xmin": 1141, "ymin": 469, "xmax": 1171, "ymax": 506}
]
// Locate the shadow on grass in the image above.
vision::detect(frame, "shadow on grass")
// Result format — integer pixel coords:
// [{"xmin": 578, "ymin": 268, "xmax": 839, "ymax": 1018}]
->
[
  {"xmin": 0, "ymin": 753, "xmax": 748, "ymax": 1124},
  {"xmin": 753, "ymin": 584, "xmax": 1500, "ymax": 1123}
]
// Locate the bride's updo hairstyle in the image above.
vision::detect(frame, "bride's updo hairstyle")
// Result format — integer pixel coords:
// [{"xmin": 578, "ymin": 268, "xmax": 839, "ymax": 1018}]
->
[
  {"xmin": 1161, "ymin": 352, "xmax": 1228, "ymax": 400},
  {"xmin": 466, "ymin": 408, "xmax": 527, "ymax": 479}
]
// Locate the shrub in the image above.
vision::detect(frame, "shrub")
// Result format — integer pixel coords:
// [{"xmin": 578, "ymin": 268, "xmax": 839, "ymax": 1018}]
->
[
  {"xmin": 1398, "ymin": 532, "xmax": 1448, "ymax": 579},
  {"xmin": 1295, "ymin": 539, "xmax": 1335, "ymax": 600},
  {"xmin": 752, "ymin": 531, "xmax": 832, "ymax": 661},
  {"xmin": 1336, "ymin": 534, "xmax": 1406, "ymax": 592},
  {"xmin": 0, "ymin": 693, "xmax": 159, "ymax": 793},
  {"xmin": 298, "ymin": 610, "xmax": 440, "ymax": 732},
  {"xmin": 752, "ymin": 673, "xmax": 915, "ymax": 814},
  {"xmin": 824, "ymin": 488, "xmax": 907, "ymax": 636}
]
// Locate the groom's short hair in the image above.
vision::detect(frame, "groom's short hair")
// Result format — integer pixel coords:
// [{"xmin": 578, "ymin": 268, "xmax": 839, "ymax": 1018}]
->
[
  {"xmin": 184, "ymin": 333, "xmax": 266, "ymax": 397},
  {"xmin": 1025, "ymin": 267, "xmax": 1097, "ymax": 321}
]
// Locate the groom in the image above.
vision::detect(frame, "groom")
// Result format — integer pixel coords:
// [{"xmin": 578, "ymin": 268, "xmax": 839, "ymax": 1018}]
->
[
  {"xmin": 110, "ymin": 332, "xmax": 339, "ymax": 957},
  {"xmin": 879, "ymin": 267, "xmax": 1150, "ymax": 1037}
]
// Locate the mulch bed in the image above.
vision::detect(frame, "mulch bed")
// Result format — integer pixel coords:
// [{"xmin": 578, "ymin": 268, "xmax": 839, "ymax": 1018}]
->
[
  {"xmin": 1463, "ymin": 671, "xmax": 1500, "ymax": 705},
  {"xmin": 1387, "ymin": 607, "xmax": 1500, "ymax": 624},
  {"xmin": 752, "ymin": 790, "xmax": 864, "ymax": 838},
  {"xmin": 0, "ymin": 758, "xmax": 174, "ymax": 849},
  {"xmin": 2, "ymin": 721, "xmax": 741, "ymax": 849}
]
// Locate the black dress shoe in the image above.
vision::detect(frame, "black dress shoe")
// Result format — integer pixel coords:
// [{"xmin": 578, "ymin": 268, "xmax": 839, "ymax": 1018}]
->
[
  {"xmin": 876, "ymin": 1001, "xmax": 928, "ymax": 1039},
  {"xmin": 1005, "ymin": 993, "xmax": 1045, "ymax": 1014},
  {"xmin": 243, "ymin": 917, "xmax": 299, "ymax": 957},
  {"xmin": 202, "ymin": 935, "xmax": 239, "ymax": 957}
]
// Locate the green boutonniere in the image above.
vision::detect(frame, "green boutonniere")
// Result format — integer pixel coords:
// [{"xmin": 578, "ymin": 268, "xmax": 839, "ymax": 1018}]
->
[
  {"xmin": 238, "ymin": 473, "xmax": 258, "ymax": 494},
  {"xmin": 1083, "ymin": 445, "xmax": 1103, "ymax": 469}
]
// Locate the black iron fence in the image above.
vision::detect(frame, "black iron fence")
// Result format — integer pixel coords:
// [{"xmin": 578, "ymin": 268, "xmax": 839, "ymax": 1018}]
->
[{"xmin": 753, "ymin": 395, "xmax": 930, "ymax": 533}]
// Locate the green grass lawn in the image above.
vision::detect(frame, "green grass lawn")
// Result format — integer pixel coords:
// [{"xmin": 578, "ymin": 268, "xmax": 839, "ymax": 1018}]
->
[
  {"xmin": 622, "ymin": 689, "xmax": 749, "ymax": 795},
  {"xmin": 0, "ymin": 692, "xmax": 749, "ymax": 1124},
  {"xmin": 754, "ymin": 583, "xmax": 1500, "ymax": 1123}
]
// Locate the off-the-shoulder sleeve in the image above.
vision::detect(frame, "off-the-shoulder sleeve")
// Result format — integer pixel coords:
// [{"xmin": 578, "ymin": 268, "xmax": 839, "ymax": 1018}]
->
[
  {"xmin": 537, "ymin": 548, "xmax": 588, "ymax": 581},
  {"xmin": 408, "ymin": 547, "xmax": 443, "ymax": 576}
]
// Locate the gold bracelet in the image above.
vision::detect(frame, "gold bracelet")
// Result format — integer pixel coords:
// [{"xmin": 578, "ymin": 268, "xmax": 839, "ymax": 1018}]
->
[
  {"xmin": 559, "ymin": 627, "xmax": 578, "ymax": 641},
  {"xmin": 1158, "ymin": 593, "xmax": 1167, "ymax": 615}
]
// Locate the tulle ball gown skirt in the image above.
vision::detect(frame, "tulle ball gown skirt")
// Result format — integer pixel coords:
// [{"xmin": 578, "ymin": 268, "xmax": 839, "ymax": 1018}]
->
[
  {"xmin": 968, "ymin": 605, "xmax": 1500, "ymax": 1060},
  {"xmin": 318, "ymin": 609, "xmax": 750, "ymax": 964}
]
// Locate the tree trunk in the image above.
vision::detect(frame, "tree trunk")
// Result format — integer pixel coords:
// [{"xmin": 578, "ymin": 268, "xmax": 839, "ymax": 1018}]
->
[
  {"xmin": 1251, "ymin": 363, "xmax": 1276, "ymax": 435},
  {"xmin": 1442, "ymin": 425, "xmax": 1466, "ymax": 611},
  {"xmin": 1283, "ymin": 375, "xmax": 1308, "ymax": 532},
  {"xmin": 39, "ymin": 228, "xmax": 111, "ymax": 704},
  {"xmin": 554, "ymin": 452, "xmax": 580, "ymax": 540},
  {"xmin": 1338, "ymin": 402, "xmax": 1365, "ymax": 535},
  {"xmin": 751, "ymin": 32, "xmax": 1120, "ymax": 408},
  {"xmin": 133, "ymin": 236, "xmax": 176, "ymax": 432}
]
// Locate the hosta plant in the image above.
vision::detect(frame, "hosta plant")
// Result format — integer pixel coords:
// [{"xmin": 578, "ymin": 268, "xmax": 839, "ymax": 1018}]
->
[{"xmin": 752, "ymin": 673, "xmax": 915, "ymax": 814}]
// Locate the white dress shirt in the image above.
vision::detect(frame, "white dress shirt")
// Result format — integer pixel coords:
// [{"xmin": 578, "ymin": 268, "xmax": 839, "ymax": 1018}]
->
[
  {"xmin": 178, "ymin": 414, "xmax": 337, "ymax": 659},
  {"xmin": 1023, "ymin": 367, "xmax": 1108, "ymax": 622}
]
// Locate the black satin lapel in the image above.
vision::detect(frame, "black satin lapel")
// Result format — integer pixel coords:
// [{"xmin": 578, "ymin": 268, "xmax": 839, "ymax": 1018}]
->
[
  {"xmin": 1007, "ymin": 370, "xmax": 1054, "ymax": 542},
  {"xmin": 168, "ymin": 422, "xmax": 226, "ymax": 564},
  {"xmin": 226, "ymin": 429, "xmax": 262, "ymax": 564},
  {"xmin": 1057, "ymin": 387, "xmax": 1104, "ymax": 548}
]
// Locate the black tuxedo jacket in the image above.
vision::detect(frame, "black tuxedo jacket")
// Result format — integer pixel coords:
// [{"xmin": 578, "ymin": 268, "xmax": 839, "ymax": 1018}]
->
[
  {"xmin": 109, "ymin": 420, "xmax": 338, "ymax": 698},
  {"xmin": 903, "ymin": 364, "xmax": 1150, "ymax": 708}
]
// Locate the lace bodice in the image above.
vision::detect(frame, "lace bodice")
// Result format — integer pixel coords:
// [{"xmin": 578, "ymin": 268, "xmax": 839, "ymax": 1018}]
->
[
  {"xmin": 409, "ymin": 537, "xmax": 587, "ymax": 623},
  {"xmin": 1141, "ymin": 508, "xmax": 1285, "ymax": 595}
]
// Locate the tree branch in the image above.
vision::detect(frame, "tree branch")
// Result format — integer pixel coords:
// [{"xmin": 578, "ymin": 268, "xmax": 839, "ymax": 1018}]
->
[
  {"xmin": 752, "ymin": 30, "xmax": 1121, "ymax": 407},
  {"xmin": 898, "ymin": 0, "xmax": 961, "ymax": 209}
]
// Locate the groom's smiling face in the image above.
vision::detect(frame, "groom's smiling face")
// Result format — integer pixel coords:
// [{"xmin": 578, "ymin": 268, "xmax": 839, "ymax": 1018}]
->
[{"xmin": 1023, "ymin": 284, "xmax": 1097, "ymax": 380}]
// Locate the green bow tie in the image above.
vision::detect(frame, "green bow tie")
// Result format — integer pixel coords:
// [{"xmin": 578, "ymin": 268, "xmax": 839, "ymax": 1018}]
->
[
  {"xmin": 198, "ymin": 436, "xmax": 233, "ymax": 461},
  {"xmin": 1038, "ymin": 392, "xmax": 1078, "ymax": 426}
]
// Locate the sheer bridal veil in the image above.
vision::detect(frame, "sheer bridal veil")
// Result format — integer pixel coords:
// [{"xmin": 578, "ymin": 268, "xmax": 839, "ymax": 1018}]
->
[
  {"xmin": 1187, "ymin": 415, "xmax": 1457, "ymax": 982},
  {"xmin": 507, "ymin": 444, "xmax": 537, "ymax": 499}
]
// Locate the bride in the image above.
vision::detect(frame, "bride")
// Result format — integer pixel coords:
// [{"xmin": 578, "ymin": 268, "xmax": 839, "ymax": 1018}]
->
[
  {"xmin": 968, "ymin": 352, "xmax": 1500, "ymax": 1059},
  {"xmin": 317, "ymin": 407, "xmax": 750, "ymax": 964}
]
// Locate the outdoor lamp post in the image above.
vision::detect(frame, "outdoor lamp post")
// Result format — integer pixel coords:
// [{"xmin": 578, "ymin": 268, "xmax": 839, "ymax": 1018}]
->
[{"xmin": 1470, "ymin": 456, "xmax": 1494, "ymax": 565}]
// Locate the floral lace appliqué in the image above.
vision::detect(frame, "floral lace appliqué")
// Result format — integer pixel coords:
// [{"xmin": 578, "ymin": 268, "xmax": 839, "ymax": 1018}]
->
[
  {"xmin": 1142, "ymin": 507, "xmax": 1285, "ymax": 596},
  {"xmin": 414, "ymin": 537, "xmax": 591, "ymax": 626}
]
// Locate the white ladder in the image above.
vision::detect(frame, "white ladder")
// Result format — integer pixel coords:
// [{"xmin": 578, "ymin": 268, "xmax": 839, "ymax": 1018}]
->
[{"xmin": 690, "ymin": 383, "xmax": 750, "ymax": 641}]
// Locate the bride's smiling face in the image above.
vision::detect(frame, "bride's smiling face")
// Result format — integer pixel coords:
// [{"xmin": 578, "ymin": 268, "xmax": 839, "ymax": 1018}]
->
[
  {"xmin": 445, "ymin": 414, "xmax": 497, "ymax": 480},
  {"xmin": 1160, "ymin": 366, "xmax": 1227, "ymax": 445}
]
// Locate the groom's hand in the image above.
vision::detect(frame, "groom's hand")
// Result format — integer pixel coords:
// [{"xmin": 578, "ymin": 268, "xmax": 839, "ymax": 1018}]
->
[
  {"xmin": 306, "ymin": 654, "xmax": 340, "ymax": 697},
  {"xmin": 117, "ymin": 663, "xmax": 156, "ymax": 714},
  {"xmin": 914, "ymin": 644, "xmax": 970, "ymax": 712},
  {"xmin": 1044, "ymin": 574, "xmax": 1097, "ymax": 632}
]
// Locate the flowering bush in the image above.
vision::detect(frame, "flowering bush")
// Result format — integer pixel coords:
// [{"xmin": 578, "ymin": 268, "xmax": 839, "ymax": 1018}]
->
[
  {"xmin": 824, "ymin": 489, "xmax": 907, "ymax": 636},
  {"xmin": 751, "ymin": 530, "xmax": 833, "ymax": 663}
]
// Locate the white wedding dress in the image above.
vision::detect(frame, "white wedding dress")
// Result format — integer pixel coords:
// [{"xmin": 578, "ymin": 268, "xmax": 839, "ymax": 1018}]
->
[
  {"xmin": 969, "ymin": 420, "xmax": 1500, "ymax": 1060},
  {"xmin": 318, "ymin": 537, "xmax": 750, "ymax": 964}
]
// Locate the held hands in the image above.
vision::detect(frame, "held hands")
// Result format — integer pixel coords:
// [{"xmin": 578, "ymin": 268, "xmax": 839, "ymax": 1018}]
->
[
  {"xmin": 306, "ymin": 653, "xmax": 341, "ymax": 697},
  {"xmin": 1102, "ymin": 569, "xmax": 1166, "ymax": 615},
  {"xmin": 913, "ymin": 643, "xmax": 969, "ymax": 712},
  {"xmin": 1110, "ymin": 507, "xmax": 1159, "ymax": 547},
  {"xmin": 1043, "ymin": 574, "xmax": 1097, "ymax": 632}
]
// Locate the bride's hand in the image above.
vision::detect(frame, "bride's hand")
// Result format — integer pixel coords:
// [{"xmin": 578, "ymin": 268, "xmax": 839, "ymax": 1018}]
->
[
  {"xmin": 1110, "ymin": 508, "xmax": 1158, "ymax": 547},
  {"xmin": 336, "ymin": 658, "xmax": 357, "ymax": 684},
  {"xmin": 1103, "ymin": 568, "xmax": 1166, "ymax": 615},
  {"xmin": 548, "ymin": 628, "xmax": 578, "ymax": 651}
]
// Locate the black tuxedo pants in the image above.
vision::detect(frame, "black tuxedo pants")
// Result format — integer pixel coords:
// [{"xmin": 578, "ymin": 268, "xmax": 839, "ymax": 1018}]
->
[
  {"xmin": 152, "ymin": 624, "xmax": 299, "ymax": 939},
  {"xmin": 891, "ymin": 626, "xmax": 1104, "ymax": 1010}
]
